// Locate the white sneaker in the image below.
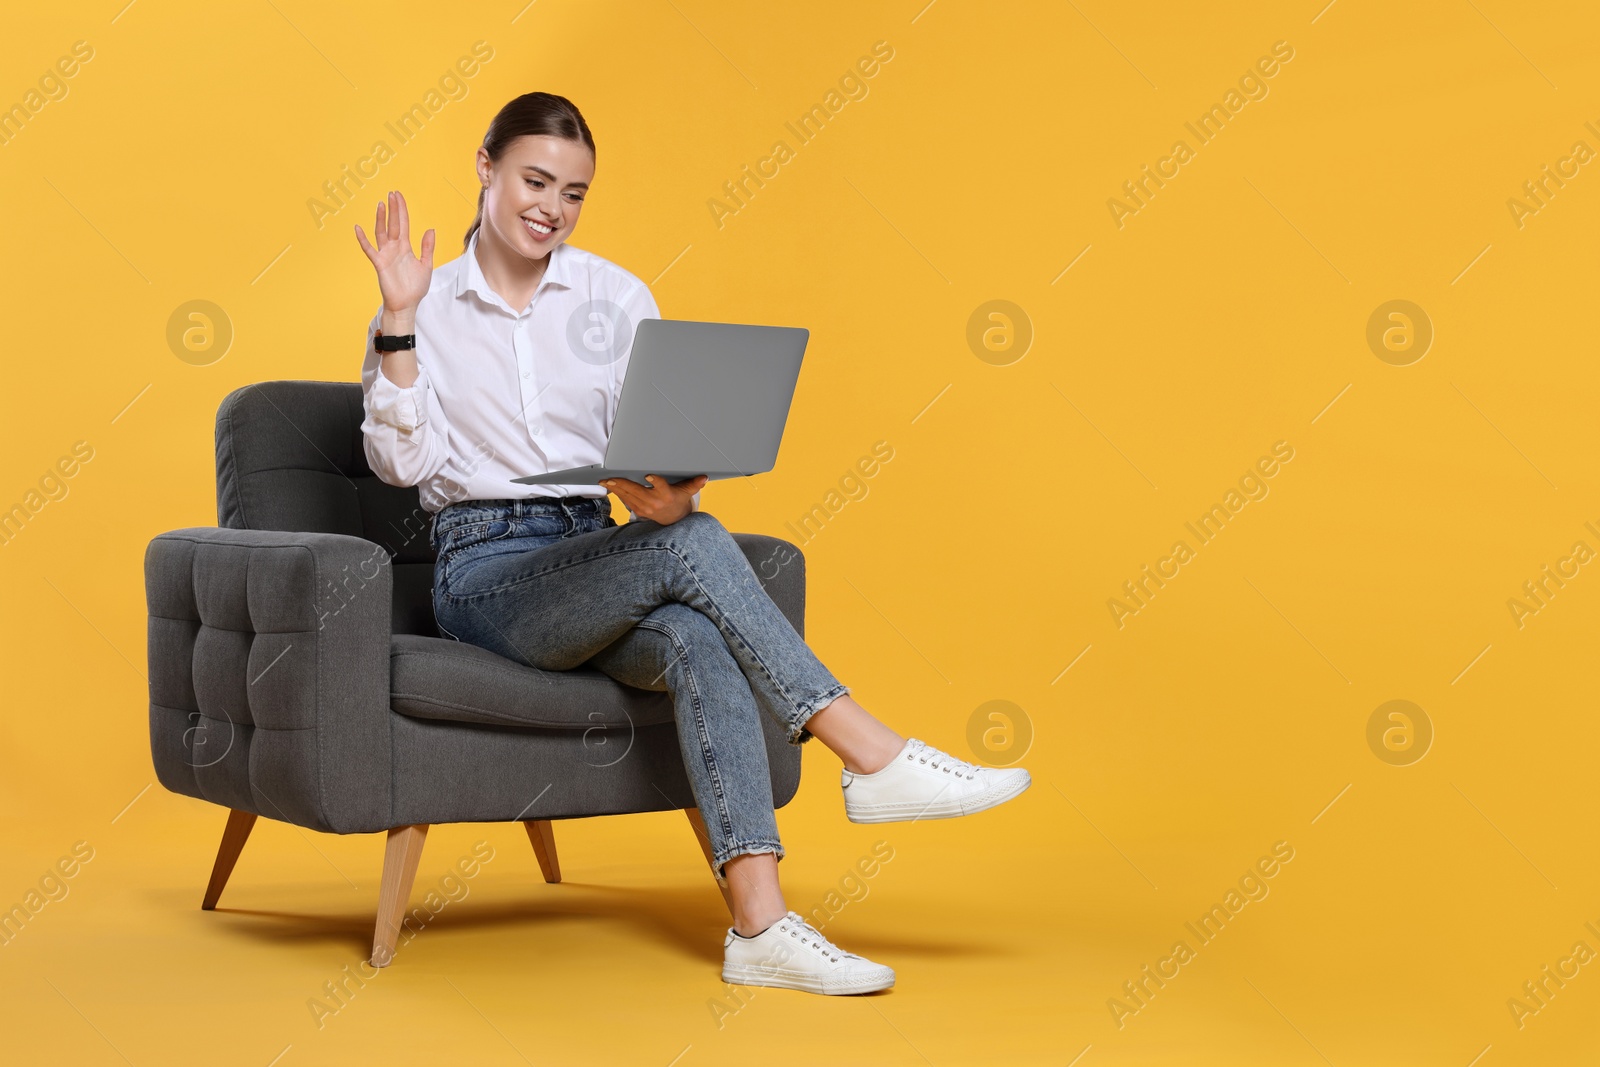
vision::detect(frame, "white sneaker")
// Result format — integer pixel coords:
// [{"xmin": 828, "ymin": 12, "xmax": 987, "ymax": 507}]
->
[
  {"xmin": 722, "ymin": 911, "xmax": 895, "ymax": 995},
  {"xmin": 842, "ymin": 738, "xmax": 1031, "ymax": 823}
]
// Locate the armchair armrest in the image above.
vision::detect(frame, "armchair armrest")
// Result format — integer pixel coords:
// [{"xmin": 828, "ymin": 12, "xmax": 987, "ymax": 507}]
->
[{"xmin": 145, "ymin": 527, "xmax": 394, "ymax": 834}]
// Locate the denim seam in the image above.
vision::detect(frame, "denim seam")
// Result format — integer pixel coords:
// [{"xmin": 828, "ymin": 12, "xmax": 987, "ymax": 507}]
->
[
  {"xmin": 437, "ymin": 518, "xmax": 515, "ymax": 552},
  {"xmin": 442, "ymin": 534, "xmax": 816, "ymax": 729},
  {"xmin": 668, "ymin": 549, "xmax": 801, "ymax": 728},
  {"xmin": 465, "ymin": 597, "xmax": 538, "ymax": 665},
  {"xmin": 436, "ymin": 524, "xmax": 607, "ymax": 599},
  {"xmin": 443, "ymin": 539, "xmax": 684, "ymax": 598},
  {"xmin": 436, "ymin": 520, "xmax": 838, "ymax": 745},
  {"xmin": 644, "ymin": 616, "xmax": 738, "ymax": 852},
  {"xmin": 595, "ymin": 539, "xmax": 812, "ymax": 731}
]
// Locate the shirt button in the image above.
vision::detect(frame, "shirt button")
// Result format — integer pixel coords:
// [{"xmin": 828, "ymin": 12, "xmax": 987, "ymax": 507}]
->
[{"xmin": 523, "ymin": 371, "xmax": 530, "ymax": 379}]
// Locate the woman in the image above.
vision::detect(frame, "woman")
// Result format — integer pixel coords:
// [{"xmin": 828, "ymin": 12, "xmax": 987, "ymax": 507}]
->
[{"xmin": 356, "ymin": 92, "xmax": 1029, "ymax": 996}]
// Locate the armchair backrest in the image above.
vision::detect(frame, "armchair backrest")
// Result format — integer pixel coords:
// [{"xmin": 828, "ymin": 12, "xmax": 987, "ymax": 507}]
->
[{"xmin": 215, "ymin": 381, "xmax": 439, "ymax": 637}]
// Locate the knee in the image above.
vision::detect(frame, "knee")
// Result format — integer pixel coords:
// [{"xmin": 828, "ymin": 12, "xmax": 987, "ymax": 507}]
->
[
  {"xmin": 657, "ymin": 510, "xmax": 742, "ymax": 575},
  {"xmin": 671, "ymin": 509, "xmax": 732, "ymax": 551},
  {"xmin": 644, "ymin": 602, "xmax": 726, "ymax": 661}
]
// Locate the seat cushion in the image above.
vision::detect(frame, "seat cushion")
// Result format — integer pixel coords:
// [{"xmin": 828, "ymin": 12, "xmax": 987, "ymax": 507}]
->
[{"xmin": 389, "ymin": 634, "xmax": 675, "ymax": 730}]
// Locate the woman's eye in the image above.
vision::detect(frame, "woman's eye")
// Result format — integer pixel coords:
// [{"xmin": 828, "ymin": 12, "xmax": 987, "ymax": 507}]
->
[{"xmin": 525, "ymin": 178, "xmax": 582, "ymax": 202}]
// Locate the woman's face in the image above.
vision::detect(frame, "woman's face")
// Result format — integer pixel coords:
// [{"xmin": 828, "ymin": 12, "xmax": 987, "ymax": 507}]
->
[{"xmin": 476, "ymin": 134, "xmax": 594, "ymax": 260}]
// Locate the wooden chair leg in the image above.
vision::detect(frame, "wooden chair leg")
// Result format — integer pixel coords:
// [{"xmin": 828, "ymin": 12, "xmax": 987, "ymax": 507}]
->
[
  {"xmin": 523, "ymin": 820, "xmax": 561, "ymax": 883},
  {"xmin": 684, "ymin": 809, "xmax": 733, "ymax": 915},
  {"xmin": 371, "ymin": 824, "xmax": 429, "ymax": 968},
  {"xmin": 201, "ymin": 809, "xmax": 257, "ymax": 910}
]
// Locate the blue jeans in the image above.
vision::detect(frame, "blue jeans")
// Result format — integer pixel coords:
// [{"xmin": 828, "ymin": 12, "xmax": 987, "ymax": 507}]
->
[{"xmin": 429, "ymin": 496, "xmax": 850, "ymax": 877}]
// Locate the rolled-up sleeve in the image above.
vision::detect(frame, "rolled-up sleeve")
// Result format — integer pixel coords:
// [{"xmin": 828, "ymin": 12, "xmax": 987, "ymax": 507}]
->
[{"xmin": 359, "ymin": 308, "xmax": 450, "ymax": 489}]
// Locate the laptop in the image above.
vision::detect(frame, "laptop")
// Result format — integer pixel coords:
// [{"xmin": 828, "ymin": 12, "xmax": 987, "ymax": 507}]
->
[{"xmin": 512, "ymin": 318, "xmax": 809, "ymax": 486}]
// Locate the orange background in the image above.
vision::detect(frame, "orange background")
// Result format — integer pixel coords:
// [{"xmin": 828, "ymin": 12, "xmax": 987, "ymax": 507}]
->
[{"xmin": 3, "ymin": 1, "xmax": 1599, "ymax": 1064}]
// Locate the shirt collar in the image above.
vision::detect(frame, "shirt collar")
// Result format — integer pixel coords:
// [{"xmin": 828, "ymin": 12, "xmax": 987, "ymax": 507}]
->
[{"xmin": 455, "ymin": 227, "xmax": 573, "ymax": 306}]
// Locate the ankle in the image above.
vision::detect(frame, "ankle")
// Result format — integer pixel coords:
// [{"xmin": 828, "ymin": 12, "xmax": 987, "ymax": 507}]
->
[
  {"xmin": 733, "ymin": 909, "xmax": 786, "ymax": 938},
  {"xmin": 846, "ymin": 736, "xmax": 906, "ymax": 776}
]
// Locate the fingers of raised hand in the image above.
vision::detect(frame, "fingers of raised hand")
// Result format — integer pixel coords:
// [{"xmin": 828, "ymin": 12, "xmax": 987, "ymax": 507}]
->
[
  {"xmin": 397, "ymin": 190, "xmax": 410, "ymax": 245},
  {"xmin": 354, "ymin": 224, "xmax": 377, "ymax": 261}
]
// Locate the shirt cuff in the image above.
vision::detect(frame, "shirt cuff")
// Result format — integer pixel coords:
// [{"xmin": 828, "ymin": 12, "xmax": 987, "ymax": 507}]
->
[{"xmin": 368, "ymin": 363, "xmax": 430, "ymax": 432}]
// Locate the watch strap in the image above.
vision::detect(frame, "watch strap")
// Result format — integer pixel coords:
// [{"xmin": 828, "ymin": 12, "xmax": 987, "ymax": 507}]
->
[{"xmin": 374, "ymin": 329, "xmax": 417, "ymax": 352}]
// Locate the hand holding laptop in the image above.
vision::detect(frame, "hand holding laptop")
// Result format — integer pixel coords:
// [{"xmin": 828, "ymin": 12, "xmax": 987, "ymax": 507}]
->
[{"xmin": 601, "ymin": 473, "xmax": 709, "ymax": 524}]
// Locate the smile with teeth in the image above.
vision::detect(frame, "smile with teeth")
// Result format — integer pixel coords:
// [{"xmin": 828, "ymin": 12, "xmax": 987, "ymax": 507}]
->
[{"xmin": 522, "ymin": 217, "xmax": 555, "ymax": 235}]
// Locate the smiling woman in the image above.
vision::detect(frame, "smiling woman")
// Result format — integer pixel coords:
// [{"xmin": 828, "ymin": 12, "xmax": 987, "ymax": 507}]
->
[
  {"xmin": 352, "ymin": 90, "xmax": 1030, "ymax": 999},
  {"xmin": 461, "ymin": 92, "xmax": 594, "ymax": 256}
]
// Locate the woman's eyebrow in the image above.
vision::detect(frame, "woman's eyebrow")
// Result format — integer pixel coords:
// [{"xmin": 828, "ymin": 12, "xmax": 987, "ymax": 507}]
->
[{"xmin": 520, "ymin": 164, "xmax": 589, "ymax": 190}]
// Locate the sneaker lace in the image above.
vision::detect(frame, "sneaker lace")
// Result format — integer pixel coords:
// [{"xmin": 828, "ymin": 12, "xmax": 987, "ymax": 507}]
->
[
  {"xmin": 780, "ymin": 913, "xmax": 854, "ymax": 964},
  {"xmin": 908, "ymin": 739, "xmax": 981, "ymax": 780}
]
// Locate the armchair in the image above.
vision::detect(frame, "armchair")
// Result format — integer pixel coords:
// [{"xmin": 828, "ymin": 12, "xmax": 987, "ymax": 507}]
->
[{"xmin": 144, "ymin": 381, "xmax": 807, "ymax": 965}]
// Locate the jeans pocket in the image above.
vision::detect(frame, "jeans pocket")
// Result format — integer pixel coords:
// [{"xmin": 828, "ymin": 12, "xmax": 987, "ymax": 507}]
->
[{"xmin": 438, "ymin": 518, "xmax": 514, "ymax": 555}]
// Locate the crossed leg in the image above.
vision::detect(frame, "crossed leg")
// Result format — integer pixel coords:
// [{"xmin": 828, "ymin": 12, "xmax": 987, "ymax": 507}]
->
[
  {"xmin": 444, "ymin": 511, "xmax": 907, "ymax": 935},
  {"xmin": 585, "ymin": 599, "xmax": 903, "ymax": 935}
]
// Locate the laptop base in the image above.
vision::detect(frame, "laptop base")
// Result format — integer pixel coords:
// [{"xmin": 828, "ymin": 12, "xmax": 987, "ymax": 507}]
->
[{"xmin": 511, "ymin": 467, "xmax": 757, "ymax": 486}]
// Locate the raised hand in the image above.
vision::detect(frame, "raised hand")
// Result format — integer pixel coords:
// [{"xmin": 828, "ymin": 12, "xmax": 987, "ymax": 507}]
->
[{"xmin": 354, "ymin": 190, "xmax": 435, "ymax": 313}]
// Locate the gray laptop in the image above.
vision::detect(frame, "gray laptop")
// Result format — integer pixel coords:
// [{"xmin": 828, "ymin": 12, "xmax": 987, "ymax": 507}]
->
[{"xmin": 512, "ymin": 318, "xmax": 809, "ymax": 486}]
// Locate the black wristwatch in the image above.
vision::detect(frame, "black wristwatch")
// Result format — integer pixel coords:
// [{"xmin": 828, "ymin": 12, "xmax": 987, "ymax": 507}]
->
[{"xmin": 374, "ymin": 329, "xmax": 417, "ymax": 352}]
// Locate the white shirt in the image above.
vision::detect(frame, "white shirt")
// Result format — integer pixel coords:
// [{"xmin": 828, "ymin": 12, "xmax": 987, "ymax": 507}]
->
[{"xmin": 360, "ymin": 230, "xmax": 700, "ymax": 519}]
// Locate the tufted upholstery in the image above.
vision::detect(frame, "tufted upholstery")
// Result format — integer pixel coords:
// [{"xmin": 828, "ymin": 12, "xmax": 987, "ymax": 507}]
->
[
  {"xmin": 214, "ymin": 379, "xmax": 439, "ymax": 637},
  {"xmin": 143, "ymin": 380, "xmax": 808, "ymax": 835},
  {"xmin": 146, "ymin": 528, "xmax": 392, "ymax": 832}
]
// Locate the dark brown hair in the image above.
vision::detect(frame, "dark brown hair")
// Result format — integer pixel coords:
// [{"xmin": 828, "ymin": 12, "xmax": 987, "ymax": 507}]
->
[{"xmin": 464, "ymin": 92, "xmax": 596, "ymax": 251}]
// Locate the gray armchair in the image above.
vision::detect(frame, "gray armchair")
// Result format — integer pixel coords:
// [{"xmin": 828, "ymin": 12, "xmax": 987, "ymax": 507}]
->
[{"xmin": 144, "ymin": 380, "xmax": 807, "ymax": 965}]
